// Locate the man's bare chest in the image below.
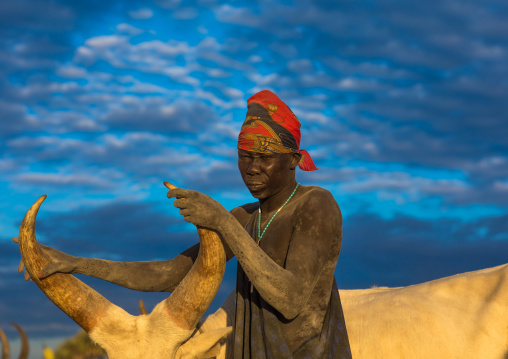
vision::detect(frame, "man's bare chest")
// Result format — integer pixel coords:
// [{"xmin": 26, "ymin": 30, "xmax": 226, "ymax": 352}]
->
[{"xmin": 248, "ymin": 210, "xmax": 297, "ymax": 267}]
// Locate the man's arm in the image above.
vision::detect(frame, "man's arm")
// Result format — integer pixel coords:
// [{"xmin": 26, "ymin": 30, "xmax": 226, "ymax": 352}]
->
[
  {"xmin": 61, "ymin": 226, "xmax": 235, "ymax": 291},
  {"xmin": 15, "ymin": 203, "xmax": 239, "ymax": 291},
  {"xmin": 14, "ymin": 239, "xmax": 200, "ymax": 292},
  {"xmin": 222, "ymin": 189, "xmax": 340, "ymax": 319},
  {"xmin": 169, "ymin": 186, "xmax": 341, "ymax": 319},
  {"xmin": 60, "ymin": 244, "xmax": 201, "ymax": 292}
]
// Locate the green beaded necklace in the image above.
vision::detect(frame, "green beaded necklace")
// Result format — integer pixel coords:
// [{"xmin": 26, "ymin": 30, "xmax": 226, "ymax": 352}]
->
[{"xmin": 257, "ymin": 183, "xmax": 300, "ymax": 244}]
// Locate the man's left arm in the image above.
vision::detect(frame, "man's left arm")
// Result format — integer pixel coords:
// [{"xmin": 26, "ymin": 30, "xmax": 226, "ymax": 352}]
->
[
  {"xmin": 241, "ymin": 189, "xmax": 341, "ymax": 319},
  {"xmin": 168, "ymin": 187, "xmax": 341, "ymax": 320}
]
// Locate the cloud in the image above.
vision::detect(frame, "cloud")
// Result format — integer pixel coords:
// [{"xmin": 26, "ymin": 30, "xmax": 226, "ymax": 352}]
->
[
  {"xmin": 16, "ymin": 172, "xmax": 117, "ymax": 190},
  {"xmin": 101, "ymin": 98, "xmax": 218, "ymax": 134},
  {"xmin": 6, "ymin": 132, "xmax": 211, "ymax": 193},
  {"xmin": 116, "ymin": 23, "xmax": 145, "ymax": 35},
  {"xmin": 337, "ymin": 212, "xmax": 508, "ymax": 288},
  {"xmin": 0, "ymin": 1, "xmax": 74, "ymax": 30},
  {"xmin": 0, "ymin": 101, "xmax": 41, "ymax": 138},
  {"xmin": 129, "ymin": 8, "xmax": 154, "ymax": 20},
  {"xmin": 56, "ymin": 65, "xmax": 88, "ymax": 79},
  {"xmin": 173, "ymin": 7, "xmax": 199, "ymax": 20}
]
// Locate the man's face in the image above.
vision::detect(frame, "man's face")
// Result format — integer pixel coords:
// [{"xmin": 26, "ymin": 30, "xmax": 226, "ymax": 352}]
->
[{"xmin": 238, "ymin": 149, "xmax": 295, "ymax": 199}]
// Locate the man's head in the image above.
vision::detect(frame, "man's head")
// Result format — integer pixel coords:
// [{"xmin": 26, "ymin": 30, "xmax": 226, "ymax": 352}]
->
[
  {"xmin": 237, "ymin": 90, "xmax": 316, "ymax": 199},
  {"xmin": 237, "ymin": 90, "xmax": 317, "ymax": 172}
]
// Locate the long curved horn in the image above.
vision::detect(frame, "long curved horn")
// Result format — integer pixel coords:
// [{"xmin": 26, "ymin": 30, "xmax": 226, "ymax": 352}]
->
[
  {"xmin": 139, "ymin": 299, "xmax": 148, "ymax": 315},
  {"xmin": 18, "ymin": 195, "xmax": 112, "ymax": 332},
  {"xmin": 0, "ymin": 325, "xmax": 9, "ymax": 359},
  {"xmin": 163, "ymin": 182, "xmax": 226, "ymax": 330},
  {"xmin": 19, "ymin": 188, "xmax": 226, "ymax": 333},
  {"xmin": 11, "ymin": 323, "xmax": 28, "ymax": 359}
]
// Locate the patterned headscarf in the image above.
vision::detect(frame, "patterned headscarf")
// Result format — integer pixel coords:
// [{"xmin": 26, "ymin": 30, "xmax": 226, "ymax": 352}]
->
[{"xmin": 237, "ymin": 90, "xmax": 318, "ymax": 171}]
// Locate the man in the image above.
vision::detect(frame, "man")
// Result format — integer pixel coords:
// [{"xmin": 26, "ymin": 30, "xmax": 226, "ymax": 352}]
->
[{"xmin": 18, "ymin": 90, "xmax": 352, "ymax": 358}]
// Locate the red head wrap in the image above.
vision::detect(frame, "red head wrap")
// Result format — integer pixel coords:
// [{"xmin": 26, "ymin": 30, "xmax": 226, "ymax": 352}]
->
[{"xmin": 237, "ymin": 90, "xmax": 318, "ymax": 171}]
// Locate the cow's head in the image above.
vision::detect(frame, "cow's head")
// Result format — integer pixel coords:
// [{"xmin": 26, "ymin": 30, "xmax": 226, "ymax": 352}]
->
[{"xmin": 18, "ymin": 195, "xmax": 231, "ymax": 359}]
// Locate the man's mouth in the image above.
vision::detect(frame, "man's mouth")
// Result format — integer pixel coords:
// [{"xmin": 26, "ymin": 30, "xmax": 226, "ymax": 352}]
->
[{"xmin": 245, "ymin": 182, "xmax": 264, "ymax": 189}]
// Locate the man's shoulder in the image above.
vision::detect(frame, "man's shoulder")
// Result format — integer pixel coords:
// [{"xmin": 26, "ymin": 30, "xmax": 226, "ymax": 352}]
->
[
  {"xmin": 297, "ymin": 185, "xmax": 341, "ymax": 218},
  {"xmin": 299, "ymin": 185, "xmax": 337, "ymax": 203},
  {"xmin": 230, "ymin": 202, "xmax": 258, "ymax": 225}
]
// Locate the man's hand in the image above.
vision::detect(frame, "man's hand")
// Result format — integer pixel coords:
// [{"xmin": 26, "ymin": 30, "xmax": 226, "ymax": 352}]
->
[
  {"xmin": 13, "ymin": 237, "xmax": 32, "ymax": 281},
  {"xmin": 12, "ymin": 237, "xmax": 78, "ymax": 279},
  {"xmin": 165, "ymin": 182, "xmax": 231, "ymax": 232}
]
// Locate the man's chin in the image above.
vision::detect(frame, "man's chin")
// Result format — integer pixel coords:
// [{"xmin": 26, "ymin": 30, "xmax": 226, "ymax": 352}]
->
[
  {"xmin": 248, "ymin": 190, "xmax": 262, "ymax": 199},
  {"xmin": 247, "ymin": 187, "xmax": 266, "ymax": 199}
]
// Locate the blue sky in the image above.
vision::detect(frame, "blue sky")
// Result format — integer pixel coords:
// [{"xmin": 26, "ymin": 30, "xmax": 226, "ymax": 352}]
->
[{"xmin": 1, "ymin": 0, "xmax": 507, "ymax": 356}]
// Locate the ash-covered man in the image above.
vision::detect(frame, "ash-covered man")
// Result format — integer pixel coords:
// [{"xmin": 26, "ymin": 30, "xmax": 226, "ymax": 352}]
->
[{"xmin": 26, "ymin": 90, "xmax": 352, "ymax": 358}]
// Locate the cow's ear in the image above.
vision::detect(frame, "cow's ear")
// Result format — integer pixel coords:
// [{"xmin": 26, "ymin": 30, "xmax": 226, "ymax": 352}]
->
[{"xmin": 177, "ymin": 326, "xmax": 232, "ymax": 359}]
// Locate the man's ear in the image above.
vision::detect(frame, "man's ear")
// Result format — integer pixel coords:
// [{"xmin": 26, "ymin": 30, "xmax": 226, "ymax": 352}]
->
[{"xmin": 290, "ymin": 152, "xmax": 302, "ymax": 170}]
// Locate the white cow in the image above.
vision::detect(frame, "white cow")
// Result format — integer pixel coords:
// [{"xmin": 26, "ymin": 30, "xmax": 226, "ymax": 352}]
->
[
  {"xmin": 342, "ymin": 262, "xmax": 508, "ymax": 359},
  {"xmin": 201, "ymin": 262, "xmax": 508, "ymax": 359},
  {"xmin": 18, "ymin": 195, "xmax": 232, "ymax": 359}
]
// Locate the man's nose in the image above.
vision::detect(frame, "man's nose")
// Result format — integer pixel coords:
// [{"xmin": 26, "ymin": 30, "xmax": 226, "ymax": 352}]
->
[{"xmin": 246, "ymin": 158, "xmax": 261, "ymax": 174}]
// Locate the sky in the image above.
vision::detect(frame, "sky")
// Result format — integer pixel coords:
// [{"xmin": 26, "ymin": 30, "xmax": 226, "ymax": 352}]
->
[{"xmin": 1, "ymin": 0, "xmax": 507, "ymax": 357}]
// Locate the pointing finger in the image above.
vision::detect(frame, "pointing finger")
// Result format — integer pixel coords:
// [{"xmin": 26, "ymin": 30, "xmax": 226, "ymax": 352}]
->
[
  {"xmin": 164, "ymin": 181, "xmax": 182, "ymax": 199},
  {"xmin": 163, "ymin": 181, "xmax": 177, "ymax": 190}
]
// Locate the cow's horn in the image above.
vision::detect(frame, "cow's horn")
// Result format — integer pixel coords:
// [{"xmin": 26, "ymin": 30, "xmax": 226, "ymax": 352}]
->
[
  {"xmin": 18, "ymin": 195, "xmax": 112, "ymax": 333},
  {"xmin": 139, "ymin": 299, "xmax": 148, "ymax": 315},
  {"xmin": 0, "ymin": 325, "xmax": 9, "ymax": 359},
  {"xmin": 11, "ymin": 323, "xmax": 28, "ymax": 359},
  {"xmin": 163, "ymin": 182, "xmax": 227, "ymax": 330}
]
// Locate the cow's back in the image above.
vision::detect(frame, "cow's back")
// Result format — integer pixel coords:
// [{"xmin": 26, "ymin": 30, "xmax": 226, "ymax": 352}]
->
[{"xmin": 340, "ymin": 263, "xmax": 508, "ymax": 359}]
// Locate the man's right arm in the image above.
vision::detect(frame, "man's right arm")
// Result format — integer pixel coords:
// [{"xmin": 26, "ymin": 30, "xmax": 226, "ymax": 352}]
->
[
  {"xmin": 15, "ymin": 202, "xmax": 244, "ymax": 292},
  {"xmin": 67, "ymin": 243, "xmax": 201, "ymax": 292},
  {"xmin": 17, "ymin": 240, "xmax": 200, "ymax": 292}
]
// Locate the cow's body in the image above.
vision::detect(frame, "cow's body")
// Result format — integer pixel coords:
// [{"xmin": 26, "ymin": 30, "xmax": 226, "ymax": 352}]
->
[
  {"xmin": 203, "ymin": 263, "xmax": 508, "ymax": 359},
  {"xmin": 342, "ymin": 263, "xmax": 508, "ymax": 359}
]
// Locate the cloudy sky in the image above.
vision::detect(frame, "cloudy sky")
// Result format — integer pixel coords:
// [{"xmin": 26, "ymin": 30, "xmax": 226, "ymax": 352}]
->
[{"xmin": 1, "ymin": 0, "xmax": 507, "ymax": 356}]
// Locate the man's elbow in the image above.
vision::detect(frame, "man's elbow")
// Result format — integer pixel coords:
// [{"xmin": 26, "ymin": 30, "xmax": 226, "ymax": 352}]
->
[
  {"xmin": 271, "ymin": 283, "xmax": 307, "ymax": 319},
  {"xmin": 279, "ymin": 305, "xmax": 301, "ymax": 320},
  {"xmin": 277, "ymin": 298, "xmax": 303, "ymax": 320}
]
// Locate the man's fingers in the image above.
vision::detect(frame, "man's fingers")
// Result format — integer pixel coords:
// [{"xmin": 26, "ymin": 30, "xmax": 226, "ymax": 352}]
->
[
  {"xmin": 167, "ymin": 188, "xmax": 195, "ymax": 200},
  {"xmin": 179, "ymin": 208, "xmax": 191, "ymax": 216},
  {"xmin": 39, "ymin": 263, "xmax": 61, "ymax": 278},
  {"xmin": 24, "ymin": 269, "xmax": 30, "ymax": 281},
  {"xmin": 17, "ymin": 259, "xmax": 25, "ymax": 273},
  {"xmin": 12, "ymin": 237, "xmax": 19, "ymax": 243},
  {"xmin": 174, "ymin": 198, "xmax": 190, "ymax": 209}
]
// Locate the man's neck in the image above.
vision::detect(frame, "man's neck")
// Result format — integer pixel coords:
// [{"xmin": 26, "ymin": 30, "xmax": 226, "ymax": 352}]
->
[{"xmin": 258, "ymin": 180, "xmax": 299, "ymax": 214}]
